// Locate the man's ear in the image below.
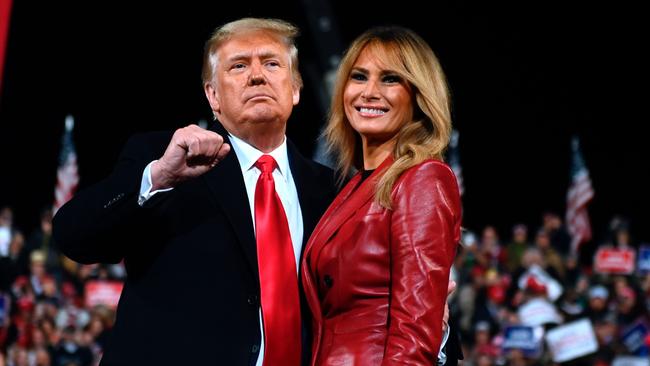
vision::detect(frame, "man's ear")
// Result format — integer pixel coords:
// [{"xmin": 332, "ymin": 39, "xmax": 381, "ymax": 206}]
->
[
  {"xmin": 204, "ymin": 82, "xmax": 220, "ymax": 115},
  {"xmin": 292, "ymin": 85, "xmax": 300, "ymax": 106}
]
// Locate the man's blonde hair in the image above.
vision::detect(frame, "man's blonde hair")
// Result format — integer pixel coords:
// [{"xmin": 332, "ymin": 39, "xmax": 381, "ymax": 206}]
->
[{"xmin": 201, "ymin": 18, "xmax": 303, "ymax": 89}]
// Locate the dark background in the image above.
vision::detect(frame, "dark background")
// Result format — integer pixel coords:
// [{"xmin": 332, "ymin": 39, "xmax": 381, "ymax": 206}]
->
[{"xmin": 1, "ymin": 1, "xmax": 647, "ymax": 247}]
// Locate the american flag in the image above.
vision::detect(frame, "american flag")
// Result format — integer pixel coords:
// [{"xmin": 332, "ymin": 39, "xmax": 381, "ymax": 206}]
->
[
  {"xmin": 448, "ymin": 129, "xmax": 464, "ymax": 196},
  {"xmin": 53, "ymin": 115, "xmax": 79, "ymax": 214},
  {"xmin": 566, "ymin": 136, "xmax": 594, "ymax": 254}
]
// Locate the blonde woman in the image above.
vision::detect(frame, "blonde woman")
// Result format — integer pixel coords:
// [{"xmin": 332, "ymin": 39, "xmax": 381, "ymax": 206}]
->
[{"xmin": 302, "ymin": 26, "xmax": 462, "ymax": 365}]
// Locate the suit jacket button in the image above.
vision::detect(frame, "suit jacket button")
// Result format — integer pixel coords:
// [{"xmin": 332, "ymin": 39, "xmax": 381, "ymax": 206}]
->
[
  {"xmin": 247, "ymin": 295, "xmax": 258, "ymax": 306},
  {"xmin": 323, "ymin": 275, "xmax": 333, "ymax": 288},
  {"xmin": 251, "ymin": 344, "xmax": 260, "ymax": 353}
]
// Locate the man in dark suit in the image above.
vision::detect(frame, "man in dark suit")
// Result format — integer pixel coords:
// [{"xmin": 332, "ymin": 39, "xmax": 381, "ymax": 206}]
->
[{"xmin": 53, "ymin": 18, "xmax": 337, "ymax": 366}]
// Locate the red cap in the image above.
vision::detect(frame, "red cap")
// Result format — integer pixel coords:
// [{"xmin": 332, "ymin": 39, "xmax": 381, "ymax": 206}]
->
[
  {"xmin": 525, "ymin": 276, "xmax": 547, "ymax": 295},
  {"xmin": 619, "ymin": 286, "xmax": 636, "ymax": 301}
]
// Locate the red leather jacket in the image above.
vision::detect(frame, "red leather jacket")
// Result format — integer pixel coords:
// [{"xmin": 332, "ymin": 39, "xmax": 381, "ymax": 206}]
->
[{"xmin": 302, "ymin": 157, "xmax": 461, "ymax": 366}]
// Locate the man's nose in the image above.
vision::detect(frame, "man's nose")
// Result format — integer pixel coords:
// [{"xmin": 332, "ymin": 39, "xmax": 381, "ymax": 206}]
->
[{"xmin": 248, "ymin": 62, "xmax": 266, "ymax": 86}]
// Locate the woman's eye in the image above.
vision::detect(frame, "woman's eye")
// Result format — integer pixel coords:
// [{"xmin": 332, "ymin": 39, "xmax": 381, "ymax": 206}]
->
[
  {"xmin": 350, "ymin": 72, "xmax": 366, "ymax": 81},
  {"xmin": 383, "ymin": 75, "xmax": 402, "ymax": 83}
]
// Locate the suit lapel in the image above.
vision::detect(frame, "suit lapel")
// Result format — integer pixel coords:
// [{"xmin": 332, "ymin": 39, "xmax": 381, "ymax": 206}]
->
[
  {"xmin": 287, "ymin": 140, "xmax": 324, "ymax": 251},
  {"xmin": 202, "ymin": 122, "xmax": 259, "ymax": 283}
]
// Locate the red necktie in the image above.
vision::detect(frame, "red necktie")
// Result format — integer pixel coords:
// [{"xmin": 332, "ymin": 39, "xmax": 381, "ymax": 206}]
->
[{"xmin": 254, "ymin": 155, "xmax": 301, "ymax": 366}]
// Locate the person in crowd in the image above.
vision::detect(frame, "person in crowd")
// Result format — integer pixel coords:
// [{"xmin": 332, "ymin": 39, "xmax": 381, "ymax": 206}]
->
[
  {"xmin": 541, "ymin": 211, "xmax": 570, "ymax": 255},
  {"xmin": 505, "ymin": 224, "xmax": 530, "ymax": 273},
  {"xmin": 301, "ymin": 26, "xmax": 462, "ymax": 365},
  {"xmin": 25, "ymin": 208, "xmax": 62, "ymax": 280}
]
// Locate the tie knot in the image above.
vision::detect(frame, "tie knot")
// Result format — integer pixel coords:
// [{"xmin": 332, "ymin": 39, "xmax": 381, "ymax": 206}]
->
[{"xmin": 255, "ymin": 155, "xmax": 278, "ymax": 174}]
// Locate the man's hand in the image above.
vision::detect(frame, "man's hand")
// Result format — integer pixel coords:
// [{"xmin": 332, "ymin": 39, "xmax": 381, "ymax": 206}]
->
[{"xmin": 151, "ymin": 125, "xmax": 230, "ymax": 190}]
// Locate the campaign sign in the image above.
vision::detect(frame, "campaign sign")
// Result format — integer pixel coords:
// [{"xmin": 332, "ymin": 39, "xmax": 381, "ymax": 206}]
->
[
  {"xmin": 621, "ymin": 321, "xmax": 649, "ymax": 353},
  {"xmin": 502, "ymin": 326, "xmax": 541, "ymax": 357},
  {"xmin": 637, "ymin": 245, "xmax": 650, "ymax": 274},
  {"xmin": 595, "ymin": 247, "xmax": 636, "ymax": 274},
  {"xmin": 545, "ymin": 318, "xmax": 598, "ymax": 363},
  {"xmin": 612, "ymin": 356, "xmax": 650, "ymax": 366},
  {"xmin": 85, "ymin": 281, "xmax": 123, "ymax": 309},
  {"xmin": 0, "ymin": 295, "xmax": 5, "ymax": 326},
  {"xmin": 518, "ymin": 298, "xmax": 562, "ymax": 327}
]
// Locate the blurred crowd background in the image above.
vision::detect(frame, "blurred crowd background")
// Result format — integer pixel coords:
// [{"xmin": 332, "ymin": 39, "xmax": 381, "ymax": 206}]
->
[{"xmin": 1, "ymin": 203, "xmax": 649, "ymax": 365}]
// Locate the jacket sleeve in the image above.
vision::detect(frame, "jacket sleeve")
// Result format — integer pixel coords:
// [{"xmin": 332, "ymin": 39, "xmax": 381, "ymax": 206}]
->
[
  {"xmin": 382, "ymin": 161, "xmax": 461, "ymax": 365},
  {"xmin": 52, "ymin": 133, "xmax": 168, "ymax": 264}
]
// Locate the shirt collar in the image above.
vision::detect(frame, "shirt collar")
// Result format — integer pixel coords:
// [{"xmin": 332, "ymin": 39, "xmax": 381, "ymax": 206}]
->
[{"xmin": 228, "ymin": 133, "xmax": 290, "ymax": 178}]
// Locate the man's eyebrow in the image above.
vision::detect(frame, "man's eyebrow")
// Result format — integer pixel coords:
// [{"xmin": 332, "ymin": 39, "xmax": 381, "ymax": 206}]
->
[
  {"xmin": 225, "ymin": 52, "xmax": 251, "ymax": 63},
  {"xmin": 225, "ymin": 50, "xmax": 283, "ymax": 63}
]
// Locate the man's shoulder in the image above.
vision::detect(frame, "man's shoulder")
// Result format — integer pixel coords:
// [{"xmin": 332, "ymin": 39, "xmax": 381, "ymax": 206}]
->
[
  {"xmin": 119, "ymin": 130, "xmax": 175, "ymax": 158},
  {"xmin": 124, "ymin": 130, "xmax": 174, "ymax": 147},
  {"xmin": 286, "ymin": 140, "xmax": 337, "ymax": 191}
]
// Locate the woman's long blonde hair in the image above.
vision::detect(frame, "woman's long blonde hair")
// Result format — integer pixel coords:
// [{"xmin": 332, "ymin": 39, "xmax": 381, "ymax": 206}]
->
[{"xmin": 325, "ymin": 26, "xmax": 453, "ymax": 208}]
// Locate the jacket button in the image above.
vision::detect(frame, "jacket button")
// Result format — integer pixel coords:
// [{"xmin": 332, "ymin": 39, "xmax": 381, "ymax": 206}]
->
[
  {"xmin": 247, "ymin": 295, "xmax": 258, "ymax": 306},
  {"xmin": 323, "ymin": 275, "xmax": 333, "ymax": 288},
  {"xmin": 251, "ymin": 344, "xmax": 260, "ymax": 353}
]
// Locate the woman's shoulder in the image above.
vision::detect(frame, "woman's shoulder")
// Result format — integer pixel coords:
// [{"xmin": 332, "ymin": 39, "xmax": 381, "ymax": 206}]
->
[
  {"xmin": 397, "ymin": 159, "xmax": 457, "ymax": 185},
  {"xmin": 390, "ymin": 158, "xmax": 461, "ymax": 212}
]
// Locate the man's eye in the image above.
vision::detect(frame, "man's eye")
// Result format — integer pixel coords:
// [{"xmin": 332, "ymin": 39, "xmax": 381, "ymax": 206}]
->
[
  {"xmin": 266, "ymin": 61, "xmax": 280, "ymax": 67},
  {"xmin": 350, "ymin": 72, "xmax": 366, "ymax": 81},
  {"xmin": 231, "ymin": 63, "xmax": 246, "ymax": 70}
]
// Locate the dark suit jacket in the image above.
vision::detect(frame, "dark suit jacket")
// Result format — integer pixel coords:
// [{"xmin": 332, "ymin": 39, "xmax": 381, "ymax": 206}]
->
[
  {"xmin": 444, "ymin": 316, "xmax": 464, "ymax": 366},
  {"xmin": 53, "ymin": 123, "xmax": 337, "ymax": 366}
]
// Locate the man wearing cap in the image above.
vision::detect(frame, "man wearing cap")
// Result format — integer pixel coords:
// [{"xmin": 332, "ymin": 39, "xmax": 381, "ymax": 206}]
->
[{"xmin": 583, "ymin": 284, "xmax": 610, "ymax": 322}]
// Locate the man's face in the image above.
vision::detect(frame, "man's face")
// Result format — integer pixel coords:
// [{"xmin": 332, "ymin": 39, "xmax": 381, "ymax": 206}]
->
[{"xmin": 205, "ymin": 30, "xmax": 299, "ymax": 140}]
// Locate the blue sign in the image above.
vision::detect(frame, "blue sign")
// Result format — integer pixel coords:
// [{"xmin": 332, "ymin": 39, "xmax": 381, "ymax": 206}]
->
[
  {"xmin": 502, "ymin": 326, "xmax": 541, "ymax": 357},
  {"xmin": 621, "ymin": 321, "xmax": 649, "ymax": 353},
  {"xmin": 637, "ymin": 245, "xmax": 650, "ymax": 274},
  {"xmin": 0, "ymin": 295, "xmax": 5, "ymax": 326}
]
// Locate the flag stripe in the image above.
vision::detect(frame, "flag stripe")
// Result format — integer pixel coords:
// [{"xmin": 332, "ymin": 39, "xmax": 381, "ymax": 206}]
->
[
  {"xmin": 53, "ymin": 116, "xmax": 79, "ymax": 214},
  {"xmin": 566, "ymin": 137, "xmax": 594, "ymax": 254}
]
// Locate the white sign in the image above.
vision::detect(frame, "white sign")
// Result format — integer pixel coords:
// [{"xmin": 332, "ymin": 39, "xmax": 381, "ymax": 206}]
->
[
  {"xmin": 612, "ymin": 356, "xmax": 650, "ymax": 366},
  {"xmin": 518, "ymin": 298, "xmax": 562, "ymax": 326},
  {"xmin": 545, "ymin": 318, "xmax": 598, "ymax": 363}
]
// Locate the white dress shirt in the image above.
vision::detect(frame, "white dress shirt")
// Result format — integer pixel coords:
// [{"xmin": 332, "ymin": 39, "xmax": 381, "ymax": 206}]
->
[{"xmin": 138, "ymin": 133, "xmax": 302, "ymax": 366}]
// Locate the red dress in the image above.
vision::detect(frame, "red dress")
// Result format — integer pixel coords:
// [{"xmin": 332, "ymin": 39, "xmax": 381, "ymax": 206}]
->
[{"xmin": 301, "ymin": 157, "xmax": 462, "ymax": 365}]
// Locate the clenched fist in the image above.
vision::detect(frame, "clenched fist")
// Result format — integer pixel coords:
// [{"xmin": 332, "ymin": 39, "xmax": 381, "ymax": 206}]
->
[{"xmin": 151, "ymin": 125, "xmax": 231, "ymax": 190}]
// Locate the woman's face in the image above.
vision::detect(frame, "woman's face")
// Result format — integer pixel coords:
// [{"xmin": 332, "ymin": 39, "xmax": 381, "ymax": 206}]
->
[{"xmin": 343, "ymin": 47, "xmax": 413, "ymax": 145}]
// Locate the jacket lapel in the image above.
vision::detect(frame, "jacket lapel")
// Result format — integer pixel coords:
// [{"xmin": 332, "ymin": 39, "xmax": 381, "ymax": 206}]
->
[
  {"xmin": 308, "ymin": 156, "xmax": 393, "ymax": 249},
  {"xmin": 201, "ymin": 122, "xmax": 259, "ymax": 283},
  {"xmin": 287, "ymin": 140, "xmax": 326, "ymax": 251}
]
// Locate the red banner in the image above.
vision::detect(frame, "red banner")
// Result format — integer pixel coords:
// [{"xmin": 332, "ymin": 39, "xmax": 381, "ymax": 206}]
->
[
  {"xmin": 85, "ymin": 280, "xmax": 124, "ymax": 310},
  {"xmin": 594, "ymin": 247, "xmax": 636, "ymax": 274}
]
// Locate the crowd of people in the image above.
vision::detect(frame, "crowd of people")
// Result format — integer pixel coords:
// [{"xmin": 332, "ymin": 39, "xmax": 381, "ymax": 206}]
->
[
  {"xmin": 450, "ymin": 212, "xmax": 650, "ymax": 365},
  {"xmin": 1, "ymin": 203, "xmax": 648, "ymax": 365},
  {"xmin": 1, "ymin": 206, "xmax": 123, "ymax": 366}
]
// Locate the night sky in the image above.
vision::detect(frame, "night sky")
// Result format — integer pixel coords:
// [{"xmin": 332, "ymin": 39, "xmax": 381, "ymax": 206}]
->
[{"xmin": 1, "ymin": 1, "xmax": 647, "ymax": 248}]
